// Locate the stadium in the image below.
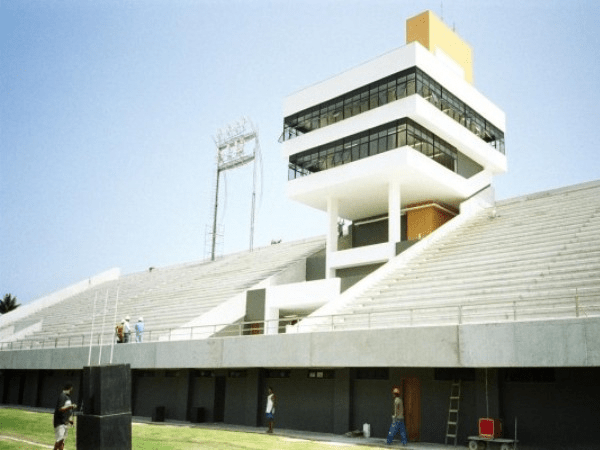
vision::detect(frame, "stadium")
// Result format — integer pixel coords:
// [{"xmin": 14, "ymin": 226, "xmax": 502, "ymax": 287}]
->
[{"xmin": 1, "ymin": 10, "xmax": 599, "ymax": 449}]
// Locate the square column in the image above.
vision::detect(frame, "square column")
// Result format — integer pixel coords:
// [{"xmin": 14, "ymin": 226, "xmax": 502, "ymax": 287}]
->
[
  {"xmin": 326, "ymin": 196, "xmax": 339, "ymax": 278},
  {"xmin": 389, "ymin": 181, "xmax": 402, "ymax": 244},
  {"xmin": 264, "ymin": 306, "xmax": 279, "ymax": 335},
  {"xmin": 77, "ymin": 364, "xmax": 132, "ymax": 450}
]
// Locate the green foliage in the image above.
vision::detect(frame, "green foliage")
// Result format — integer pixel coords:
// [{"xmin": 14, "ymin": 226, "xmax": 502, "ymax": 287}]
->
[{"xmin": 1, "ymin": 293, "xmax": 21, "ymax": 314}]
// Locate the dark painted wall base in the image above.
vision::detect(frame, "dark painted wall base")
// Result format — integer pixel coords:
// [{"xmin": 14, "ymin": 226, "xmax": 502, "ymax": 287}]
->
[
  {"xmin": 77, "ymin": 365, "xmax": 132, "ymax": 450},
  {"xmin": 77, "ymin": 413, "xmax": 132, "ymax": 450}
]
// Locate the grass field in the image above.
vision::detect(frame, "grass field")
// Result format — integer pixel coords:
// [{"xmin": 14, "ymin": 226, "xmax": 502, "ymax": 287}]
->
[{"xmin": 0, "ymin": 408, "xmax": 388, "ymax": 450}]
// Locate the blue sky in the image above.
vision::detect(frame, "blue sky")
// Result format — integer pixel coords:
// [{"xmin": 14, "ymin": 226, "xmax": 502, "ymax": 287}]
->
[{"xmin": 1, "ymin": 0, "xmax": 599, "ymax": 305}]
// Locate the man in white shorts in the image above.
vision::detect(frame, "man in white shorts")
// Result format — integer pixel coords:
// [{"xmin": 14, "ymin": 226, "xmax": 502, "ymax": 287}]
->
[
  {"xmin": 53, "ymin": 383, "xmax": 77, "ymax": 450},
  {"xmin": 265, "ymin": 387, "xmax": 276, "ymax": 434}
]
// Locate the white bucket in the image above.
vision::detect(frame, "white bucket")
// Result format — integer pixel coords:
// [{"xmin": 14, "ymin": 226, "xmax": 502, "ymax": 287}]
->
[{"xmin": 363, "ymin": 423, "xmax": 371, "ymax": 438}]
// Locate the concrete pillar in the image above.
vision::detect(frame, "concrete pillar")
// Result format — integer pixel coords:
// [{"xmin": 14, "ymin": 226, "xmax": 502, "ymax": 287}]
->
[
  {"xmin": 263, "ymin": 288, "xmax": 280, "ymax": 335},
  {"xmin": 389, "ymin": 181, "xmax": 402, "ymax": 243},
  {"xmin": 333, "ymin": 368, "xmax": 351, "ymax": 434},
  {"xmin": 77, "ymin": 364, "xmax": 132, "ymax": 450},
  {"xmin": 23, "ymin": 371, "xmax": 41, "ymax": 406},
  {"xmin": 245, "ymin": 369, "xmax": 261, "ymax": 427},
  {"xmin": 264, "ymin": 307, "xmax": 279, "ymax": 335},
  {"xmin": 326, "ymin": 197, "xmax": 339, "ymax": 278}
]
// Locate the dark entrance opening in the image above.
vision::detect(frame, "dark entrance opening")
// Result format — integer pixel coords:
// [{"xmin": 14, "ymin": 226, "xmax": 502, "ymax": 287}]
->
[{"xmin": 213, "ymin": 376, "xmax": 226, "ymax": 422}]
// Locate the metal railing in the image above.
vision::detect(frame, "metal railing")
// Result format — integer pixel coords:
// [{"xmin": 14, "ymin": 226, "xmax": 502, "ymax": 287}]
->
[{"xmin": 1, "ymin": 288, "xmax": 598, "ymax": 352}]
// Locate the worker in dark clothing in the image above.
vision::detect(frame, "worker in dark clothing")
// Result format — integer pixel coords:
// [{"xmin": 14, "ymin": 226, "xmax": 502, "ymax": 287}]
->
[{"xmin": 53, "ymin": 383, "xmax": 77, "ymax": 450}]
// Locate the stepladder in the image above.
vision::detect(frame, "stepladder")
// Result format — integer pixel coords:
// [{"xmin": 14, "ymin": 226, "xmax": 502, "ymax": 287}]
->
[{"xmin": 445, "ymin": 379, "xmax": 461, "ymax": 446}]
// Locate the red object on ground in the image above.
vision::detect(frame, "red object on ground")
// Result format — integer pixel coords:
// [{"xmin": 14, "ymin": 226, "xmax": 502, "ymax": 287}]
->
[{"xmin": 478, "ymin": 418, "xmax": 502, "ymax": 438}]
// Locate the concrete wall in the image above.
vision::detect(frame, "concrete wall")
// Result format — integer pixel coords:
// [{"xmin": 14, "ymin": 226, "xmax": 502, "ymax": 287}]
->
[
  {"xmin": 224, "ymin": 369, "xmax": 261, "ymax": 426},
  {"xmin": 499, "ymin": 367, "xmax": 600, "ymax": 448},
  {"xmin": 245, "ymin": 290, "xmax": 265, "ymax": 323},
  {"xmin": 306, "ymin": 249, "xmax": 326, "ymax": 281},
  {"xmin": 352, "ymin": 374, "xmax": 390, "ymax": 437},
  {"xmin": 2, "ymin": 317, "xmax": 599, "ymax": 371},
  {"xmin": 132, "ymin": 369, "xmax": 189, "ymax": 420},
  {"xmin": 21, "ymin": 371, "xmax": 40, "ymax": 406},
  {"xmin": 188, "ymin": 372, "xmax": 216, "ymax": 422},
  {"xmin": 129, "ymin": 368, "xmax": 263, "ymax": 425},
  {"xmin": 3, "ymin": 372, "xmax": 21, "ymax": 404},
  {"xmin": 2, "ymin": 317, "xmax": 600, "ymax": 447},
  {"xmin": 350, "ymin": 367, "xmax": 479, "ymax": 441},
  {"xmin": 282, "ymin": 43, "xmax": 504, "ymax": 130},
  {"xmin": 2, "ymin": 365, "xmax": 600, "ymax": 448},
  {"xmin": 37, "ymin": 370, "xmax": 82, "ymax": 408},
  {"xmin": 260, "ymin": 369, "xmax": 338, "ymax": 434},
  {"xmin": 336, "ymin": 263, "xmax": 384, "ymax": 292},
  {"xmin": 457, "ymin": 151, "xmax": 483, "ymax": 178},
  {"xmin": 353, "ymin": 219, "xmax": 388, "ymax": 247}
]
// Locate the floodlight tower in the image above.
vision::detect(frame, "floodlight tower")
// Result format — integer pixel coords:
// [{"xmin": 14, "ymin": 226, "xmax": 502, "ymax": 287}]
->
[{"xmin": 210, "ymin": 117, "xmax": 260, "ymax": 261}]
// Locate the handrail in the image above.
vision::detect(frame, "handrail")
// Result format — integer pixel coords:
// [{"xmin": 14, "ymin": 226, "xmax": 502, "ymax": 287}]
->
[{"xmin": 1, "ymin": 288, "xmax": 598, "ymax": 351}]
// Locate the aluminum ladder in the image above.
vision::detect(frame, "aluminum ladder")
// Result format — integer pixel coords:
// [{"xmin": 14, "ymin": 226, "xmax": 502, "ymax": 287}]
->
[{"xmin": 445, "ymin": 379, "xmax": 461, "ymax": 446}]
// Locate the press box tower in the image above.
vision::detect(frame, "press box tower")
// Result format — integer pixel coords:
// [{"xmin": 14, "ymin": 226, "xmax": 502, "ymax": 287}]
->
[{"xmin": 281, "ymin": 10, "xmax": 506, "ymax": 282}]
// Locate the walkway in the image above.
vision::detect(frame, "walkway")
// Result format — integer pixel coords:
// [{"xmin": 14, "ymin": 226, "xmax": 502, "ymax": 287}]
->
[{"xmin": 133, "ymin": 416, "xmax": 465, "ymax": 449}]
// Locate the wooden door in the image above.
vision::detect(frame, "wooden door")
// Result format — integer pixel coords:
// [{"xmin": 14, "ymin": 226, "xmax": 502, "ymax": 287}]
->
[{"xmin": 403, "ymin": 377, "xmax": 421, "ymax": 442}]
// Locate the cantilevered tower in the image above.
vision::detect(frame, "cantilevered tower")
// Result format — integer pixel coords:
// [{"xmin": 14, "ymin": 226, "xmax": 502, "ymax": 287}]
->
[{"xmin": 281, "ymin": 10, "xmax": 506, "ymax": 283}]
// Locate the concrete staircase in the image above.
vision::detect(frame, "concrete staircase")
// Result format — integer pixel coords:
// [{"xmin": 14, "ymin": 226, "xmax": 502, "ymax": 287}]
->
[
  {"xmin": 323, "ymin": 180, "xmax": 600, "ymax": 330},
  {"xmin": 1, "ymin": 237, "xmax": 325, "ymax": 348}
]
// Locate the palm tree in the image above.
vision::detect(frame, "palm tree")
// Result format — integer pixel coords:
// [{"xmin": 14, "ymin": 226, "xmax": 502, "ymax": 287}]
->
[{"xmin": 1, "ymin": 293, "xmax": 20, "ymax": 314}]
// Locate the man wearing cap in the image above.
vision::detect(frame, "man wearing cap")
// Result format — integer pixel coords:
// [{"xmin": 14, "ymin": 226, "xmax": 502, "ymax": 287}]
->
[
  {"xmin": 123, "ymin": 316, "xmax": 131, "ymax": 343},
  {"xmin": 387, "ymin": 386, "xmax": 408, "ymax": 446}
]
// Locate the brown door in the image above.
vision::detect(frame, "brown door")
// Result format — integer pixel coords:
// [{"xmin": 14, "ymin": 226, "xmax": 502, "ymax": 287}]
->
[{"xmin": 403, "ymin": 377, "xmax": 421, "ymax": 442}]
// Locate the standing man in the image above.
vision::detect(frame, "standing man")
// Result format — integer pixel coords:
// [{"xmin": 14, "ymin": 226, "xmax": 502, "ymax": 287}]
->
[
  {"xmin": 116, "ymin": 321, "xmax": 124, "ymax": 344},
  {"xmin": 53, "ymin": 383, "xmax": 77, "ymax": 450},
  {"xmin": 135, "ymin": 317, "xmax": 145, "ymax": 343},
  {"xmin": 123, "ymin": 316, "xmax": 131, "ymax": 343},
  {"xmin": 386, "ymin": 386, "xmax": 408, "ymax": 446},
  {"xmin": 265, "ymin": 387, "xmax": 276, "ymax": 434}
]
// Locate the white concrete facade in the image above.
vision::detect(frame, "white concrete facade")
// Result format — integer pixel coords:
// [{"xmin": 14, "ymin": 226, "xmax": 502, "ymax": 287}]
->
[
  {"xmin": 283, "ymin": 43, "xmax": 505, "ymax": 130},
  {"xmin": 3, "ymin": 317, "xmax": 598, "ymax": 371},
  {"xmin": 282, "ymin": 42, "xmax": 506, "ymax": 273},
  {"xmin": 283, "ymin": 95, "xmax": 505, "ymax": 174},
  {"xmin": 264, "ymin": 278, "xmax": 341, "ymax": 334}
]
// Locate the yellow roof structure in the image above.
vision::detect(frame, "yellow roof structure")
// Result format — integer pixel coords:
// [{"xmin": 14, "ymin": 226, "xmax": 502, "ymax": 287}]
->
[{"xmin": 406, "ymin": 10, "xmax": 474, "ymax": 83}]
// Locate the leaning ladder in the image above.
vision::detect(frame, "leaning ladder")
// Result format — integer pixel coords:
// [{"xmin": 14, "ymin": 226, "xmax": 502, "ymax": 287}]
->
[{"xmin": 445, "ymin": 379, "xmax": 461, "ymax": 446}]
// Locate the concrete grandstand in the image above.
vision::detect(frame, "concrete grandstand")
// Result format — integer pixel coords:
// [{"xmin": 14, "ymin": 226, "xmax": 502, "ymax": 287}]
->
[{"xmin": 2, "ymin": 10, "xmax": 600, "ymax": 449}]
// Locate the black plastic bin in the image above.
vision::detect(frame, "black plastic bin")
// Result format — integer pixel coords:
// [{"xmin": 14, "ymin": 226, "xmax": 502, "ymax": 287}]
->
[
  {"xmin": 191, "ymin": 407, "xmax": 205, "ymax": 423},
  {"xmin": 152, "ymin": 406, "xmax": 165, "ymax": 422}
]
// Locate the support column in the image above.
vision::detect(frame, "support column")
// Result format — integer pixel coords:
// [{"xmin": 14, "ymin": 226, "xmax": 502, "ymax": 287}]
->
[
  {"xmin": 77, "ymin": 364, "xmax": 132, "ymax": 450},
  {"xmin": 326, "ymin": 197, "xmax": 339, "ymax": 279},
  {"xmin": 264, "ymin": 306, "xmax": 279, "ymax": 335},
  {"xmin": 389, "ymin": 181, "xmax": 402, "ymax": 244},
  {"xmin": 333, "ymin": 368, "xmax": 351, "ymax": 434}
]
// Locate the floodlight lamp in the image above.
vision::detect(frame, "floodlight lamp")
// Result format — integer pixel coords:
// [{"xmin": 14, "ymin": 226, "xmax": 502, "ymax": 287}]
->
[{"xmin": 235, "ymin": 139, "xmax": 245, "ymax": 156}]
